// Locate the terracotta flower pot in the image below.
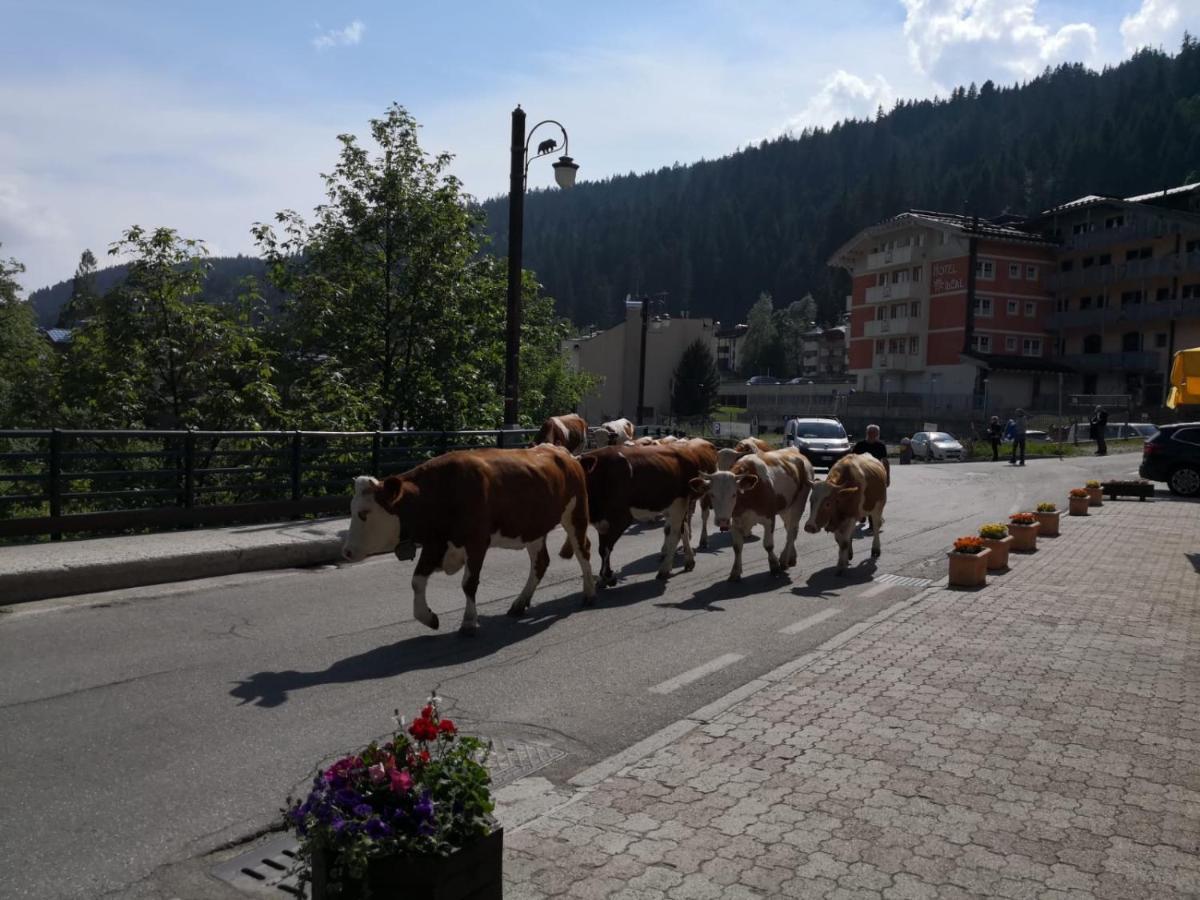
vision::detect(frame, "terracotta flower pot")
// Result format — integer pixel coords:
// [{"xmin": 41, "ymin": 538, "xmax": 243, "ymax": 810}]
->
[
  {"xmin": 1034, "ymin": 510, "xmax": 1060, "ymax": 536},
  {"xmin": 1008, "ymin": 522, "xmax": 1038, "ymax": 551},
  {"xmin": 948, "ymin": 547, "xmax": 989, "ymax": 587},
  {"xmin": 981, "ymin": 535, "xmax": 1012, "ymax": 570},
  {"xmin": 1068, "ymin": 496, "xmax": 1090, "ymax": 516},
  {"xmin": 1086, "ymin": 487, "xmax": 1102, "ymax": 507}
]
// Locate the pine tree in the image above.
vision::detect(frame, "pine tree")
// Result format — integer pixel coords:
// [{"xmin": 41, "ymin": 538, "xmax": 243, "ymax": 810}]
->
[{"xmin": 671, "ymin": 338, "xmax": 720, "ymax": 418}]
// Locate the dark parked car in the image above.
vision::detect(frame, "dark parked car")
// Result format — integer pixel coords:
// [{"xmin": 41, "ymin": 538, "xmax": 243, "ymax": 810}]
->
[
  {"xmin": 1139, "ymin": 422, "xmax": 1200, "ymax": 497},
  {"xmin": 746, "ymin": 375, "xmax": 781, "ymax": 386}
]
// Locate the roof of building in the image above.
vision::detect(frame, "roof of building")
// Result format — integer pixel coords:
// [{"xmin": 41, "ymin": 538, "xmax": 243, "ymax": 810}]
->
[
  {"xmin": 40, "ymin": 327, "xmax": 73, "ymax": 344},
  {"xmin": 828, "ymin": 210, "xmax": 1054, "ymax": 268},
  {"xmin": 961, "ymin": 351, "xmax": 1077, "ymax": 374},
  {"xmin": 1039, "ymin": 181, "xmax": 1200, "ymax": 216},
  {"xmin": 715, "ymin": 323, "xmax": 748, "ymax": 339}
]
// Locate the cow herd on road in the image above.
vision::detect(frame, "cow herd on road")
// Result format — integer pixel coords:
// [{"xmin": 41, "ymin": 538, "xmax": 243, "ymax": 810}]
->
[{"xmin": 343, "ymin": 415, "xmax": 888, "ymax": 633}]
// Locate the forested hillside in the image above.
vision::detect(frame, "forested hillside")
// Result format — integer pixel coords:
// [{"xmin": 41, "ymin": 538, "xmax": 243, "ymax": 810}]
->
[{"xmin": 484, "ymin": 39, "xmax": 1200, "ymax": 329}]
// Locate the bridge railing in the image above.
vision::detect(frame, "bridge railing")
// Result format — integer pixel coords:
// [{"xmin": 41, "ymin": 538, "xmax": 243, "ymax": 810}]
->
[{"xmin": 0, "ymin": 428, "xmax": 540, "ymax": 542}]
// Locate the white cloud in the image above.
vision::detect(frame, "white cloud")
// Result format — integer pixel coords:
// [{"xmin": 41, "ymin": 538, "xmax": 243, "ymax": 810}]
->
[
  {"xmin": 312, "ymin": 20, "xmax": 365, "ymax": 51},
  {"xmin": 777, "ymin": 70, "xmax": 894, "ymax": 134},
  {"xmin": 901, "ymin": 0, "xmax": 1099, "ymax": 88},
  {"xmin": 1121, "ymin": 0, "xmax": 1199, "ymax": 54}
]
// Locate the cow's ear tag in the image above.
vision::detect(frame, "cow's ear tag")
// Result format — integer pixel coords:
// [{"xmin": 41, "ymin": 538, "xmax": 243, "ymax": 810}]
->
[{"xmin": 395, "ymin": 539, "xmax": 417, "ymax": 561}]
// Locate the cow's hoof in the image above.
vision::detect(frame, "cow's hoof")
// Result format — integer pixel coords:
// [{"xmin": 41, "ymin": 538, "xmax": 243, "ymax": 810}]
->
[
  {"xmin": 769, "ymin": 565, "xmax": 784, "ymax": 576},
  {"xmin": 506, "ymin": 602, "xmax": 528, "ymax": 618},
  {"xmin": 698, "ymin": 538, "xmax": 708, "ymax": 550},
  {"xmin": 420, "ymin": 612, "xmax": 440, "ymax": 630},
  {"xmin": 727, "ymin": 572, "xmax": 741, "ymax": 583},
  {"xmin": 836, "ymin": 568, "xmax": 848, "ymax": 577},
  {"xmin": 458, "ymin": 621, "xmax": 479, "ymax": 636},
  {"xmin": 582, "ymin": 592, "xmax": 597, "ymax": 607},
  {"xmin": 684, "ymin": 559, "xmax": 696, "ymax": 572},
  {"xmin": 871, "ymin": 548, "xmax": 881, "ymax": 558},
  {"xmin": 655, "ymin": 570, "xmax": 671, "ymax": 581}
]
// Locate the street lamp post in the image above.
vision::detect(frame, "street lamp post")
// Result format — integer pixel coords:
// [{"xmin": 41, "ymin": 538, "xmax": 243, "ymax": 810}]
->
[{"xmin": 504, "ymin": 105, "xmax": 579, "ymax": 432}]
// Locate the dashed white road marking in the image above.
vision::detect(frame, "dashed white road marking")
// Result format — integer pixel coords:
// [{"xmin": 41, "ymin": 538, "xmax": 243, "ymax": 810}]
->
[
  {"xmin": 649, "ymin": 653, "xmax": 745, "ymax": 694},
  {"xmin": 779, "ymin": 607, "xmax": 841, "ymax": 635}
]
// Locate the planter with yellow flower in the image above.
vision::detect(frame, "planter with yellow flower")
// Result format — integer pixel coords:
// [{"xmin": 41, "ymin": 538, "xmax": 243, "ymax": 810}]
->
[
  {"xmin": 948, "ymin": 536, "xmax": 990, "ymax": 587},
  {"xmin": 978, "ymin": 523, "xmax": 1012, "ymax": 570},
  {"xmin": 1034, "ymin": 502, "xmax": 1060, "ymax": 537},
  {"xmin": 1085, "ymin": 479, "xmax": 1102, "ymax": 507},
  {"xmin": 1008, "ymin": 512, "xmax": 1039, "ymax": 552}
]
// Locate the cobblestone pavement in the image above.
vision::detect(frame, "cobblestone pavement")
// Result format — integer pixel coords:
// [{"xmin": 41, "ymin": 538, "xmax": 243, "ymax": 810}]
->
[{"xmin": 503, "ymin": 496, "xmax": 1200, "ymax": 899}]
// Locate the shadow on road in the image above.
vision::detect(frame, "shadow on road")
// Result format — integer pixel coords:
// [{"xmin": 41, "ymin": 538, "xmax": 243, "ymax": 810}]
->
[
  {"xmin": 791, "ymin": 559, "xmax": 878, "ymax": 598},
  {"xmin": 1187, "ymin": 553, "xmax": 1200, "ymax": 574},
  {"xmin": 661, "ymin": 571, "xmax": 792, "ymax": 612}
]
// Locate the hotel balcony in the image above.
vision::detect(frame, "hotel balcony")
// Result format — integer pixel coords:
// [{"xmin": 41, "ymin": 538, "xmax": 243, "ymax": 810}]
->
[
  {"xmin": 864, "ymin": 281, "xmax": 917, "ymax": 304},
  {"xmin": 1059, "ymin": 351, "xmax": 1161, "ymax": 373},
  {"xmin": 864, "ymin": 318, "xmax": 921, "ymax": 338},
  {"xmin": 875, "ymin": 353, "xmax": 924, "ymax": 372},
  {"xmin": 1044, "ymin": 252, "xmax": 1200, "ymax": 291},
  {"xmin": 865, "ymin": 244, "xmax": 915, "ymax": 271},
  {"xmin": 1061, "ymin": 219, "xmax": 1181, "ymax": 251},
  {"xmin": 1045, "ymin": 295, "xmax": 1200, "ymax": 330}
]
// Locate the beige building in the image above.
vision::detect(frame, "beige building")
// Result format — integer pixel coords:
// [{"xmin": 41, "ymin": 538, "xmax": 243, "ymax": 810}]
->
[{"xmin": 565, "ymin": 301, "xmax": 717, "ymax": 425}]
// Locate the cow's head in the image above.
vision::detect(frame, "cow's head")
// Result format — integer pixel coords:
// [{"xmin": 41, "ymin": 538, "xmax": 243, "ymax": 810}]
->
[
  {"xmin": 804, "ymin": 479, "xmax": 858, "ymax": 533},
  {"xmin": 689, "ymin": 471, "xmax": 758, "ymax": 531},
  {"xmin": 343, "ymin": 475, "xmax": 402, "ymax": 562}
]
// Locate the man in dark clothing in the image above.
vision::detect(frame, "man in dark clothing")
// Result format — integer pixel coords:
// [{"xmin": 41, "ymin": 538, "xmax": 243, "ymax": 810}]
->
[
  {"xmin": 1009, "ymin": 409, "xmax": 1028, "ymax": 466},
  {"xmin": 986, "ymin": 415, "xmax": 1003, "ymax": 462},
  {"xmin": 1090, "ymin": 406, "xmax": 1109, "ymax": 456},
  {"xmin": 853, "ymin": 424, "xmax": 890, "ymax": 485}
]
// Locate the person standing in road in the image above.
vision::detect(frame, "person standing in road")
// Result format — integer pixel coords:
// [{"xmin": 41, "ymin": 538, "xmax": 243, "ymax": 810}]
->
[
  {"xmin": 986, "ymin": 415, "xmax": 1003, "ymax": 462},
  {"xmin": 853, "ymin": 423, "xmax": 890, "ymax": 485},
  {"xmin": 1090, "ymin": 405, "xmax": 1109, "ymax": 456},
  {"xmin": 1009, "ymin": 409, "xmax": 1028, "ymax": 466}
]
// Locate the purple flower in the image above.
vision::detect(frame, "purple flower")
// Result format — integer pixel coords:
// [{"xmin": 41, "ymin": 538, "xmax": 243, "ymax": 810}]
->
[
  {"xmin": 365, "ymin": 818, "xmax": 392, "ymax": 838},
  {"xmin": 334, "ymin": 788, "xmax": 361, "ymax": 808},
  {"xmin": 331, "ymin": 817, "xmax": 346, "ymax": 833},
  {"xmin": 353, "ymin": 803, "xmax": 373, "ymax": 818}
]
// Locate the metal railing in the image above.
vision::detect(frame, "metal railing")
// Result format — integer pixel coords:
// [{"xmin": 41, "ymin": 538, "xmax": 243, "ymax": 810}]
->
[{"xmin": 0, "ymin": 428, "xmax": 540, "ymax": 541}]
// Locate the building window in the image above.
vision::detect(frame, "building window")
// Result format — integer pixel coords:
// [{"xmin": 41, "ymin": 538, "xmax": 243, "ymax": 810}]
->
[
  {"xmin": 877, "ymin": 273, "xmax": 887, "ymax": 286},
  {"xmin": 976, "ymin": 259, "xmax": 995, "ymax": 279},
  {"xmin": 912, "ymin": 266, "xmax": 922, "ymax": 282},
  {"xmin": 1184, "ymin": 284, "xmax": 1200, "ymax": 299},
  {"xmin": 1083, "ymin": 334, "xmax": 1102, "ymax": 354},
  {"xmin": 910, "ymin": 301, "xmax": 921, "ymax": 317},
  {"xmin": 1096, "ymin": 294, "xmax": 1107, "ymax": 308},
  {"xmin": 1024, "ymin": 301, "xmax": 1036, "ymax": 317},
  {"xmin": 1098, "ymin": 253, "xmax": 1111, "ymax": 265},
  {"xmin": 890, "ymin": 338, "xmax": 904, "ymax": 354},
  {"xmin": 1072, "ymin": 222, "xmax": 1089, "ymax": 235},
  {"xmin": 1009, "ymin": 263, "xmax": 1021, "ymax": 278},
  {"xmin": 1007, "ymin": 299, "xmax": 1018, "ymax": 315},
  {"xmin": 970, "ymin": 334, "xmax": 992, "ymax": 353},
  {"xmin": 875, "ymin": 340, "xmax": 885, "ymax": 353},
  {"xmin": 1156, "ymin": 287, "xmax": 1170, "ymax": 301},
  {"xmin": 1126, "ymin": 246, "xmax": 1153, "ymax": 261},
  {"xmin": 1105, "ymin": 215, "xmax": 1125, "ymax": 229},
  {"xmin": 1121, "ymin": 290, "xmax": 1143, "ymax": 306},
  {"xmin": 1025, "ymin": 265, "xmax": 1038, "ymax": 280},
  {"xmin": 1006, "ymin": 336, "xmax": 1017, "ymax": 351},
  {"xmin": 877, "ymin": 306, "xmax": 887, "ymax": 320},
  {"xmin": 891, "ymin": 304, "xmax": 903, "ymax": 319},
  {"xmin": 1122, "ymin": 332, "xmax": 1142, "ymax": 352},
  {"xmin": 974, "ymin": 297, "xmax": 993, "ymax": 317},
  {"xmin": 908, "ymin": 337, "xmax": 919, "ymax": 355},
  {"xmin": 1082, "ymin": 256, "xmax": 1095, "ymax": 268},
  {"xmin": 1080, "ymin": 296, "xmax": 1092, "ymax": 309},
  {"xmin": 1022, "ymin": 338, "xmax": 1042, "ymax": 356},
  {"xmin": 1155, "ymin": 332, "xmax": 1168, "ymax": 348},
  {"xmin": 1186, "ymin": 238, "xmax": 1200, "ymax": 253},
  {"xmin": 1060, "ymin": 259, "xmax": 1074, "ymax": 272}
]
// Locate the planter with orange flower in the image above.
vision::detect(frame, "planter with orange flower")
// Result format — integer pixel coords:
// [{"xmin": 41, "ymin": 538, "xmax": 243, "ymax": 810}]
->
[
  {"xmin": 1068, "ymin": 487, "xmax": 1090, "ymax": 516},
  {"xmin": 948, "ymin": 536, "xmax": 990, "ymax": 587},
  {"xmin": 978, "ymin": 523, "xmax": 1012, "ymax": 570},
  {"xmin": 1008, "ymin": 512, "xmax": 1039, "ymax": 551},
  {"xmin": 1085, "ymin": 479, "xmax": 1102, "ymax": 507},
  {"xmin": 1034, "ymin": 502, "xmax": 1060, "ymax": 536}
]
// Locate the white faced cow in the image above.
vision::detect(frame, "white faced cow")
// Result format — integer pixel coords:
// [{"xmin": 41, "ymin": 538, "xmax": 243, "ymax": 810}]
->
[
  {"xmin": 804, "ymin": 453, "xmax": 888, "ymax": 574},
  {"xmin": 599, "ymin": 418, "xmax": 635, "ymax": 446},
  {"xmin": 690, "ymin": 447, "xmax": 814, "ymax": 581},
  {"xmin": 343, "ymin": 445, "xmax": 596, "ymax": 633},
  {"xmin": 535, "ymin": 413, "xmax": 588, "ymax": 454}
]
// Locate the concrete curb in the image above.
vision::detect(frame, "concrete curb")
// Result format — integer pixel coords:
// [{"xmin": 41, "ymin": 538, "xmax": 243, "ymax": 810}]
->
[{"xmin": 0, "ymin": 521, "xmax": 345, "ymax": 605}]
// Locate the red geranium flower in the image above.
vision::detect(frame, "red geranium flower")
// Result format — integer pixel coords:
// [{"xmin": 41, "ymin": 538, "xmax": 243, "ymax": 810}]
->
[
  {"xmin": 438, "ymin": 719, "xmax": 457, "ymax": 736},
  {"xmin": 409, "ymin": 718, "xmax": 438, "ymax": 742}
]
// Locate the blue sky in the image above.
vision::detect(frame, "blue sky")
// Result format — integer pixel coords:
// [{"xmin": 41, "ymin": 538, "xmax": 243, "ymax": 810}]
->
[{"xmin": 3, "ymin": 0, "xmax": 1197, "ymax": 293}]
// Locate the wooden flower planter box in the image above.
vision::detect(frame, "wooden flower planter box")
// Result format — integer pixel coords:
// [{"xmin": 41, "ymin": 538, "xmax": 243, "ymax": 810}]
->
[
  {"xmin": 1101, "ymin": 480, "xmax": 1154, "ymax": 501},
  {"xmin": 1034, "ymin": 510, "xmax": 1060, "ymax": 536},
  {"xmin": 1008, "ymin": 522, "xmax": 1038, "ymax": 552},
  {"xmin": 1086, "ymin": 487, "xmax": 1103, "ymax": 507},
  {"xmin": 1068, "ymin": 496, "xmax": 1090, "ymax": 516},
  {"xmin": 948, "ymin": 548, "xmax": 989, "ymax": 587},
  {"xmin": 981, "ymin": 535, "xmax": 1012, "ymax": 570},
  {"xmin": 311, "ymin": 825, "xmax": 504, "ymax": 900}
]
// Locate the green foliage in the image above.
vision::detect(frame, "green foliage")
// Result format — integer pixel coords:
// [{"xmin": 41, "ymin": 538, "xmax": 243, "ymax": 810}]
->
[
  {"xmin": 1036, "ymin": 502, "xmax": 1057, "ymax": 512},
  {"xmin": 740, "ymin": 293, "xmax": 786, "ymax": 377},
  {"xmin": 671, "ymin": 338, "xmax": 720, "ymax": 417},
  {"xmin": 57, "ymin": 227, "xmax": 280, "ymax": 430},
  {"xmin": 0, "ymin": 247, "xmax": 59, "ymax": 426}
]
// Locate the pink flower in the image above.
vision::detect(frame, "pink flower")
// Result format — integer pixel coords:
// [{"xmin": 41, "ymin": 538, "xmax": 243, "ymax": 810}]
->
[
  {"xmin": 390, "ymin": 769, "xmax": 414, "ymax": 794},
  {"xmin": 368, "ymin": 762, "xmax": 387, "ymax": 784}
]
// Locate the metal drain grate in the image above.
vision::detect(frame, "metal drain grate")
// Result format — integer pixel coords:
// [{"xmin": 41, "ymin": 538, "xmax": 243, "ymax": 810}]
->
[
  {"xmin": 873, "ymin": 573, "xmax": 933, "ymax": 589},
  {"xmin": 212, "ymin": 736, "xmax": 566, "ymax": 896}
]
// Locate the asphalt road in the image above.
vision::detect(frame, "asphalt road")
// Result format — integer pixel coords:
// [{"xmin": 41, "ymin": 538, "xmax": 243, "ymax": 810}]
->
[{"xmin": 0, "ymin": 452, "xmax": 1145, "ymax": 899}]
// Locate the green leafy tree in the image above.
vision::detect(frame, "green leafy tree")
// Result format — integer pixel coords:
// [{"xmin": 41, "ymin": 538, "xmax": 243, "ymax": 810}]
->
[
  {"xmin": 254, "ymin": 103, "xmax": 588, "ymax": 430},
  {"xmin": 671, "ymin": 338, "xmax": 720, "ymax": 418},
  {"xmin": 57, "ymin": 249, "xmax": 97, "ymax": 328},
  {"xmin": 58, "ymin": 227, "xmax": 279, "ymax": 429},
  {"xmin": 0, "ymin": 247, "xmax": 58, "ymax": 426},
  {"xmin": 740, "ymin": 292, "xmax": 787, "ymax": 377}
]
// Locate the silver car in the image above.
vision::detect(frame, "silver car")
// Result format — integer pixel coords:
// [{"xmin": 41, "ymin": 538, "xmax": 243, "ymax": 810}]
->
[{"xmin": 911, "ymin": 431, "xmax": 964, "ymax": 461}]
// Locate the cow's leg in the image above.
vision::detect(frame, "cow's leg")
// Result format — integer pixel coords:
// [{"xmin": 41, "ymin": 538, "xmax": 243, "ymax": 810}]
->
[
  {"xmin": 560, "ymin": 499, "xmax": 597, "ymax": 605},
  {"xmin": 411, "ymin": 542, "xmax": 446, "ymax": 630},
  {"xmin": 728, "ymin": 527, "xmax": 744, "ymax": 581},
  {"xmin": 459, "ymin": 543, "xmax": 489, "ymax": 634},
  {"xmin": 764, "ymin": 516, "xmax": 783, "ymax": 576},
  {"xmin": 781, "ymin": 505, "xmax": 802, "ymax": 569},
  {"xmin": 835, "ymin": 521, "xmax": 855, "ymax": 574},
  {"xmin": 698, "ymin": 494, "xmax": 711, "ymax": 550},
  {"xmin": 507, "ymin": 537, "xmax": 548, "ymax": 619},
  {"xmin": 869, "ymin": 506, "xmax": 884, "ymax": 558},
  {"xmin": 598, "ymin": 517, "xmax": 628, "ymax": 588},
  {"xmin": 657, "ymin": 499, "xmax": 689, "ymax": 579},
  {"xmin": 678, "ymin": 498, "xmax": 696, "ymax": 572}
]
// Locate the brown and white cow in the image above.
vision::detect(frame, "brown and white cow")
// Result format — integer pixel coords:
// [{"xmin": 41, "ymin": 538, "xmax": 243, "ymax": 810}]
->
[
  {"xmin": 690, "ymin": 447, "xmax": 814, "ymax": 581},
  {"xmin": 803, "ymin": 453, "xmax": 888, "ymax": 575},
  {"xmin": 734, "ymin": 436, "xmax": 772, "ymax": 454},
  {"xmin": 576, "ymin": 440, "xmax": 717, "ymax": 586},
  {"xmin": 535, "ymin": 414, "xmax": 588, "ymax": 454},
  {"xmin": 599, "ymin": 418, "xmax": 635, "ymax": 445},
  {"xmin": 343, "ymin": 445, "xmax": 596, "ymax": 633}
]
